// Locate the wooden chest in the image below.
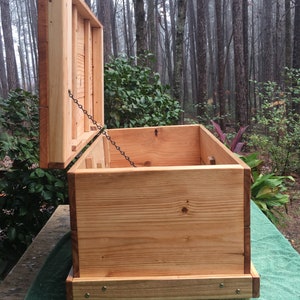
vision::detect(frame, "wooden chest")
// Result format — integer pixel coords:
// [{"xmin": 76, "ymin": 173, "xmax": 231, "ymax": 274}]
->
[{"xmin": 38, "ymin": 0, "xmax": 260, "ymax": 299}]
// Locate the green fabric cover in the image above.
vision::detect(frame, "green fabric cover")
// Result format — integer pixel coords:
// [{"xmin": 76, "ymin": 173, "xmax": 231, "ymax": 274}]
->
[
  {"xmin": 251, "ymin": 202, "xmax": 300, "ymax": 299},
  {"xmin": 25, "ymin": 202, "xmax": 300, "ymax": 299},
  {"xmin": 25, "ymin": 232, "xmax": 72, "ymax": 300}
]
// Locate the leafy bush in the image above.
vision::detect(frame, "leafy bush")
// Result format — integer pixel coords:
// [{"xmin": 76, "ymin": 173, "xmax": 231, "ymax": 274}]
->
[
  {"xmin": 249, "ymin": 69, "xmax": 300, "ymax": 175},
  {"xmin": 241, "ymin": 153, "xmax": 294, "ymax": 224},
  {"xmin": 0, "ymin": 89, "xmax": 39, "ymax": 164},
  {"xmin": 0, "ymin": 89, "xmax": 67, "ymax": 279},
  {"xmin": 211, "ymin": 120, "xmax": 248, "ymax": 153},
  {"xmin": 104, "ymin": 55, "xmax": 182, "ymax": 128}
]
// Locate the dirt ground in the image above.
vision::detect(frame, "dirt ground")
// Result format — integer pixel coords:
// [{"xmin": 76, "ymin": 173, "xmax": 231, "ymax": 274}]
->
[{"xmin": 276, "ymin": 174, "xmax": 300, "ymax": 254}]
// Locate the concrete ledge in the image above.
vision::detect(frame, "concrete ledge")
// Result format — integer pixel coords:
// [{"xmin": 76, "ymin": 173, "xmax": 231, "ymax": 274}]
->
[{"xmin": 0, "ymin": 205, "xmax": 70, "ymax": 299}]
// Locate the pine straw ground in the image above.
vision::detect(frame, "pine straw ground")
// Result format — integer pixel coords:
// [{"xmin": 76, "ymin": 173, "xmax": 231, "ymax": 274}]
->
[{"xmin": 276, "ymin": 173, "xmax": 300, "ymax": 253}]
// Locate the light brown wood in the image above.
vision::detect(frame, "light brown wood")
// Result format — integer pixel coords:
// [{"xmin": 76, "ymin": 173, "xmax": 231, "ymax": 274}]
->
[
  {"xmin": 68, "ymin": 272, "xmax": 254, "ymax": 299},
  {"xmin": 66, "ymin": 267, "xmax": 74, "ymax": 300},
  {"xmin": 199, "ymin": 125, "xmax": 240, "ymax": 165},
  {"xmin": 251, "ymin": 263, "xmax": 260, "ymax": 298},
  {"xmin": 69, "ymin": 164, "xmax": 246, "ymax": 278},
  {"xmin": 38, "ymin": 0, "xmax": 104, "ymax": 168},
  {"xmin": 38, "ymin": 0, "xmax": 49, "ymax": 167},
  {"xmin": 84, "ymin": 19, "xmax": 92, "ymax": 132},
  {"xmin": 92, "ymin": 25, "xmax": 104, "ymax": 124},
  {"xmin": 107, "ymin": 125, "xmax": 202, "ymax": 167}
]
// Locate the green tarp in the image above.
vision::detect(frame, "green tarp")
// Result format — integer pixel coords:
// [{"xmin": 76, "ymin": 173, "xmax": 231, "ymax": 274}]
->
[{"xmin": 26, "ymin": 202, "xmax": 300, "ymax": 299}]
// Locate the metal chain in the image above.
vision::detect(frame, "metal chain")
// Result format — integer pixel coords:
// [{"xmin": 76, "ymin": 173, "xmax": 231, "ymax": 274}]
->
[{"xmin": 68, "ymin": 90, "xmax": 136, "ymax": 168}]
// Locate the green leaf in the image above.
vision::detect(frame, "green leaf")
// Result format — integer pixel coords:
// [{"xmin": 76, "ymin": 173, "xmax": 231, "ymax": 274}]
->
[
  {"xmin": 19, "ymin": 207, "xmax": 28, "ymax": 216},
  {"xmin": 8, "ymin": 227, "xmax": 16, "ymax": 241}
]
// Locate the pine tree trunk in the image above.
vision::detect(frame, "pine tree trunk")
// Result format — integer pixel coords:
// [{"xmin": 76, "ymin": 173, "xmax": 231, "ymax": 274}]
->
[
  {"xmin": 232, "ymin": 0, "xmax": 247, "ymax": 126},
  {"xmin": 133, "ymin": 0, "xmax": 147, "ymax": 57},
  {"xmin": 196, "ymin": 0, "xmax": 207, "ymax": 118},
  {"xmin": 0, "ymin": 28, "xmax": 8, "ymax": 97},
  {"xmin": 293, "ymin": 0, "xmax": 300, "ymax": 69},
  {"xmin": 97, "ymin": 0, "xmax": 112, "ymax": 63},
  {"xmin": 215, "ymin": 0, "xmax": 225, "ymax": 129},
  {"xmin": 0, "ymin": 0, "xmax": 19, "ymax": 91},
  {"xmin": 173, "ymin": 0, "xmax": 187, "ymax": 123},
  {"xmin": 285, "ymin": 0, "xmax": 292, "ymax": 68}
]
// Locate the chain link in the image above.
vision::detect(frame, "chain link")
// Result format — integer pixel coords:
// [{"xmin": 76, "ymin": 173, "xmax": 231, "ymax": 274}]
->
[{"xmin": 68, "ymin": 90, "xmax": 137, "ymax": 167}]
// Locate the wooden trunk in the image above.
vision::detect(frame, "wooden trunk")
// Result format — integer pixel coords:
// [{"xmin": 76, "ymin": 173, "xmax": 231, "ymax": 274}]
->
[
  {"xmin": 66, "ymin": 124, "xmax": 260, "ymax": 299},
  {"xmin": 38, "ymin": 0, "xmax": 260, "ymax": 299}
]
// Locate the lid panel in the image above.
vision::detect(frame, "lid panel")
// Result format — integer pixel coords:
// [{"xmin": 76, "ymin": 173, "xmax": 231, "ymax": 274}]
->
[{"xmin": 38, "ymin": 0, "xmax": 104, "ymax": 169}]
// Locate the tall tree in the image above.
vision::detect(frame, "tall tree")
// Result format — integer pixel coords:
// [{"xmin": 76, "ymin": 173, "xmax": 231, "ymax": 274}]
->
[
  {"xmin": 126, "ymin": 0, "xmax": 135, "ymax": 56},
  {"xmin": 293, "ymin": 0, "xmax": 300, "ymax": 113},
  {"xmin": 173, "ymin": 0, "xmax": 187, "ymax": 123},
  {"xmin": 262, "ymin": 0, "xmax": 273, "ymax": 81},
  {"xmin": 285, "ymin": 0, "xmax": 292, "ymax": 68},
  {"xmin": 161, "ymin": 0, "xmax": 173, "ymax": 85},
  {"xmin": 242, "ymin": 0, "xmax": 249, "ymax": 112},
  {"xmin": 0, "ymin": 0, "xmax": 19, "ymax": 91},
  {"xmin": 0, "ymin": 25, "xmax": 8, "ymax": 97},
  {"xmin": 187, "ymin": 0, "xmax": 197, "ymax": 106},
  {"xmin": 232, "ymin": 0, "xmax": 247, "ymax": 126},
  {"xmin": 133, "ymin": 0, "xmax": 147, "ymax": 57},
  {"xmin": 196, "ymin": 0, "xmax": 207, "ymax": 118},
  {"xmin": 147, "ymin": 0, "xmax": 159, "ymax": 70},
  {"xmin": 110, "ymin": 0, "xmax": 119, "ymax": 57},
  {"xmin": 215, "ymin": 0, "xmax": 225, "ymax": 129},
  {"xmin": 122, "ymin": 0, "xmax": 134, "ymax": 57},
  {"xmin": 293, "ymin": 0, "xmax": 300, "ymax": 69},
  {"xmin": 96, "ymin": 0, "xmax": 112, "ymax": 63}
]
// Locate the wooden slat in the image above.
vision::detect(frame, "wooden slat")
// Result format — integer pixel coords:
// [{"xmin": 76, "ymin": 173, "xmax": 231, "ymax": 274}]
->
[
  {"xmin": 72, "ymin": 5, "xmax": 78, "ymax": 139},
  {"xmin": 38, "ymin": 0, "xmax": 49, "ymax": 168},
  {"xmin": 251, "ymin": 263, "xmax": 260, "ymax": 298},
  {"xmin": 72, "ymin": 0, "xmax": 101, "ymax": 27},
  {"xmin": 70, "ymin": 165, "xmax": 245, "ymax": 278},
  {"xmin": 107, "ymin": 125, "xmax": 202, "ymax": 167},
  {"xmin": 66, "ymin": 267, "xmax": 74, "ymax": 300},
  {"xmin": 48, "ymin": 0, "xmax": 73, "ymax": 165},
  {"xmin": 84, "ymin": 19, "xmax": 92, "ymax": 132},
  {"xmin": 244, "ymin": 167, "xmax": 252, "ymax": 274},
  {"xmin": 199, "ymin": 125, "xmax": 240, "ymax": 165},
  {"xmin": 69, "ymin": 273, "xmax": 254, "ymax": 300},
  {"xmin": 92, "ymin": 26, "xmax": 104, "ymax": 125}
]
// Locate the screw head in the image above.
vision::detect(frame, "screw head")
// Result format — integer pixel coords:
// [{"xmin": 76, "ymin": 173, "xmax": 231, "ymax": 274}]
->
[
  {"xmin": 235, "ymin": 288, "xmax": 241, "ymax": 294},
  {"xmin": 84, "ymin": 292, "xmax": 90, "ymax": 298},
  {"xmin": 219, "ymin": 282, "xmax": 224, "ymax": 288},
  {"xmin": 102, "ymin": 286, "xmax": 107, "ymax": 292}
]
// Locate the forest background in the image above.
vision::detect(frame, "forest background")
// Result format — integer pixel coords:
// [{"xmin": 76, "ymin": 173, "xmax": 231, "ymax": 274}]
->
[
  {"xmin": 0, "ymin": 0, "xmax": 300, "ymax": 125},
  {"xmin": 0, "ymin": 0, "xmax": 300, "ymax": 279}
]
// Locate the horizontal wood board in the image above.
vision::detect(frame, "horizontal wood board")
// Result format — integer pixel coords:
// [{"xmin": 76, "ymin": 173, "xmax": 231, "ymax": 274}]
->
[
  {"xmin": 70, "ymin": 165, "xmax": 245, "ymax": 277},
  {"xmin": 106, "ymin": 125, "xmax": 202, "ymax": 167},
  {"xmin": 38, "ymin": 0, "xmax": 103, "ymax": 168},
  {"xmin": 67, "ymin": 271, "xmax": 258, "ymax": 299}
]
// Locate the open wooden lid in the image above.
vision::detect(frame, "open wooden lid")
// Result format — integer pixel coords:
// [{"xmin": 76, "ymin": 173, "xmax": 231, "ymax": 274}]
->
[{"xmin": 38, "ymin": 0, "xmax": 104, "ymax": 169}]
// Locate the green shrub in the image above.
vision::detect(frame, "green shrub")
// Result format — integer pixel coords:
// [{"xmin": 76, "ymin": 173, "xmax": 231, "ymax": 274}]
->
[
  {"xmin": 240, "ymin": 153, "xmax": 294, "ymax": 224},
  {"xmin": 249, "ymin": 69, "xmax": 300, "ymax": 175},
  {"xmin": 104, "ymin": 55, "xmax": 182, "ymax": 128},
  {"xmin": 0, "ymin": 89, "xmax": 67, "ymax": 279}
]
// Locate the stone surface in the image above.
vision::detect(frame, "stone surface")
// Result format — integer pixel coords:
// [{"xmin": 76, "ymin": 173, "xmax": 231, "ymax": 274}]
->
[{"xmin": 0, "ymin": 205, "xmax": 70, "ymax": 299}]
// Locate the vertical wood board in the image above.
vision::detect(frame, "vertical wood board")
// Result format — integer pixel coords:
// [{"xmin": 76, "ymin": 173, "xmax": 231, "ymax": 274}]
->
[{"xmin": 38, "ymin": 0, "xmax": 104, "ymax": 168}]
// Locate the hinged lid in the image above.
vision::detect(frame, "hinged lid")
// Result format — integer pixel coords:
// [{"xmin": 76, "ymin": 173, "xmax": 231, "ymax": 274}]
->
[{"xmin": 38, "ymin": 0, "xmax": 104, "ymax": 169}]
